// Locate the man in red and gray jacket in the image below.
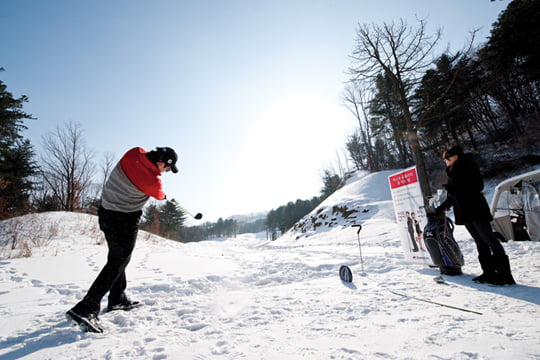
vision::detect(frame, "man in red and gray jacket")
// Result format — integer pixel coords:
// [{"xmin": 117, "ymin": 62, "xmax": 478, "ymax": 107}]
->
[{"xmin": 67, "ymin": 146, "xmax": 178, "ymax": 333}]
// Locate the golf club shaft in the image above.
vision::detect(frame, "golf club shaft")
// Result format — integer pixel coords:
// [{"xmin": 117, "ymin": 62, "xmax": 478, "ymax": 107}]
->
[
  {"xmin": 353, "ymin": 225, "xmax": 364, "ymax": 273},
  {"xmin": 170, "ymin": 200, "xmax": 202, "ymax": 220}
]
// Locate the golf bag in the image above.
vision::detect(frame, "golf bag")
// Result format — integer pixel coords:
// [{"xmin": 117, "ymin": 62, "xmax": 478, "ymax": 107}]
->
[{"xmin": 423, "ymin": 212, "xmax": 464, "ymax": 275}]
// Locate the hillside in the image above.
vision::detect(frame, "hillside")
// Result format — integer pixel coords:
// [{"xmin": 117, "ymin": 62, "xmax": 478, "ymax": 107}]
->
[
  {"xmin": 0, "ymin": 170, "xmax": 539, "ymax": 359},
  {"xmin": 284, "ymin": 170, "xmax": 395, "ymax": 239}
]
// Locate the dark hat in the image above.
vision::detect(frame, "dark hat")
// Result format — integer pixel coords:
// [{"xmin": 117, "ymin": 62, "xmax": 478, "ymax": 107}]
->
[
  {"xmin": 445, "ymin": 145, "xmax": 464, "ymax": 158},
  {"xmin": 156, "ymin": 147, "xmax": 178, "ymax": 173}
]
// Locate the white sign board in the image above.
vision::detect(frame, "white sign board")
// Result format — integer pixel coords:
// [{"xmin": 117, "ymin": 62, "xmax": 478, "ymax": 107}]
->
[{"xmin": 388, "ymin": 167, "xmax": 431, "ymax": 264}]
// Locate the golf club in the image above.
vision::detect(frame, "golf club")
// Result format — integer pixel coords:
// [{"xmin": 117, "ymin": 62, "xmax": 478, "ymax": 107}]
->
[
  {"xmin": 170, "ymin": 200, "xmax": 203, "ymax": 220},
  {"xmin": 352, "ymin": 224, "xmax": 364, "ymax": 273},
  {"xmin": 339, "ymin": 224, "xmax": 364, "ymax": 282}
]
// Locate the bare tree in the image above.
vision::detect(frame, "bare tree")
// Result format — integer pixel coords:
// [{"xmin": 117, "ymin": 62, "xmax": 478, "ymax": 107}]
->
[
  {"xmin": 342, "ymin": 81, "xmax": 378, "ymax": 171},
  {"xmin": 40, "ymin": 121, "xmax": 95, "ymax": 211},
  {"xmin": 84, "ymin": 151, "xmax": 117, "ymax": 211},
  {"xmin": 349, "ymin": 18, "xmax": 476, "ymax": 202},
  {"xmin": 99, "ymin": 151, "xmax": 116, "ymax": 190}
]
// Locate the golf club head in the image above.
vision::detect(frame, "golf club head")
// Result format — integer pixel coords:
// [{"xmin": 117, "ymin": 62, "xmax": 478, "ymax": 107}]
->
[
  {"xmin": 194, "ymin": 213, "xmax": 203, "ymax": 220},
  {"xmin": 339, "ymin": 265, "xmax": 353, "ymax": 282}
]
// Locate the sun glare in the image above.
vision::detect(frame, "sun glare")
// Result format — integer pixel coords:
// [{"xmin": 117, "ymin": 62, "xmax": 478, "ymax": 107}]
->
[{"xmin": 214, "ymin": 93, "xmax": 354, "ymax": 215}]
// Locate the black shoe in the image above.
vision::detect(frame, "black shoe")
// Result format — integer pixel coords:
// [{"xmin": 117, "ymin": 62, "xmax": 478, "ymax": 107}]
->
[
  {"xmin": 105, "ymin": 298, "xmax": 142, "ymax": 312},
  {"xmin": 490, "ymin": 255, "xmax": 517, "ymax": 286},
  {"xmin": 475, "ymin": 255, "xmax": 496, "ymax": 284},
  {"xmin": 472, "ymin": 273, "xmax": 491, "ymax": 283},
  {"xmin": 440, "ymin": 266, "xmax": 462, "ymax": 276},
  {"xmin": 487, "ymin": 276, "xmax": 517, "ymax": 286},
  {"xmin": 66, "ymin": 309, "xmax": 103, "ymax": 333}
]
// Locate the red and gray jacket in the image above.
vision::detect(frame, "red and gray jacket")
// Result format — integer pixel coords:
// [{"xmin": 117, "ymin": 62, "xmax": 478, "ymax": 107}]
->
[{"xmin": 101, "ymin": 147, "xmax": 166, "ymax": 212}]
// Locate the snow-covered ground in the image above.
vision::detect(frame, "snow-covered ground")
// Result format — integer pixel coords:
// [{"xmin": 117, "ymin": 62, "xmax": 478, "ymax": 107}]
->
[{"xmin": 0, "ymin": 171, "xmax": 539, "ymax": 360}]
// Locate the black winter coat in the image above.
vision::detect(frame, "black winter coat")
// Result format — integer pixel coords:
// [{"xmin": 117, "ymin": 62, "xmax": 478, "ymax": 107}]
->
[{"xmin": 440, "ymin": 153, "xmax": 493, "ymax": 225}]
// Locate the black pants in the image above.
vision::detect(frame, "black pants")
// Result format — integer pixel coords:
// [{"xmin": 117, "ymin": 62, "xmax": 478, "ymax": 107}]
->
[
  {"xmin": 73, "ymin": 206, "xmax": 142, "ymax": 315},
  {"xmin": 464, "ymin": 220, "xmax": 506, "ymax": 258},
  {"xmin": 408, "ymin": 228, "xmax": 419, "ymax": 251}
]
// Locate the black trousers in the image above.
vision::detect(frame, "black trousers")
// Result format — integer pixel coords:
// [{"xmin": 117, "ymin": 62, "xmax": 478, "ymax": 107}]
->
[
  {"xmin": 464, "ymin": 220, "xmax": 506, "ymax": 258},
  {"xmin": 74, "ymin": 206, "xmax": 142, "ymax": 315}
]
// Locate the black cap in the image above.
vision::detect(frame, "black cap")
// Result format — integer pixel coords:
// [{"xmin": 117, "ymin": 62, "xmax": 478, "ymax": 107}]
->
[
  {"xmin": 156, "ymin": 147, "xmax": 178, "ymax": 173},
  {"xmin": 445, "ymin": 145, "xmax": 464, "ymax": 158}
]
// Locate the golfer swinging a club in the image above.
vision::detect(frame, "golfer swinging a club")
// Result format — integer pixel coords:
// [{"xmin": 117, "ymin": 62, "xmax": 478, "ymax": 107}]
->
[{"xmin": 66, "ymin": 146, "xmax": 178, "ymax": 333}]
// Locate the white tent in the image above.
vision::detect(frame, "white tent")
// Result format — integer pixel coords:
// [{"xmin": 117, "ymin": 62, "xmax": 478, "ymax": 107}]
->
[{"xmin": 490, "ymin": 169, "xmax": 540, "ymax": 242}]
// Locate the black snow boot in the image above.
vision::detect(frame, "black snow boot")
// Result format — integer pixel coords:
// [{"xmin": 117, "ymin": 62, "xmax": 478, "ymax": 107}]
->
[
  {"xmin": 440, "ymin": 265, "xmax": 462, "ymax": 276},
  {"xmin": 490, "ymin": 255, "xmax": 516, "ymax": 286},
  {"xmin": 472, "ymin": 254, "xmax": 497, "ymax": 284},
  {"xmin": 66, "ymin": 308, "xmax": 103, "ymax": 333},
  {"xmin": 105, "ymin": 296, "xmax": 141, "ymax": 312}
]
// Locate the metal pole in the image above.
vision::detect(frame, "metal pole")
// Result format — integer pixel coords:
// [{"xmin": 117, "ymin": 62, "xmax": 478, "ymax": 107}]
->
[
  {"xmin": 353, "ymin": 224, "xmax": 364, "ymax": 273},
  {"xmin": 388, "ymin": 290, "xmax": 483, "ymax": 315}
]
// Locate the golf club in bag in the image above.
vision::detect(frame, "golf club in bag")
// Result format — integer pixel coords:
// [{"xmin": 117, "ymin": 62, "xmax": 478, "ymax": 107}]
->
[
  {"xmin": 170, "ymin": 200, "xmax": 203, "ymax": 220},
  {"xmin": 339, "ymin": 224, "xmax": 364, "ymax": 282}
]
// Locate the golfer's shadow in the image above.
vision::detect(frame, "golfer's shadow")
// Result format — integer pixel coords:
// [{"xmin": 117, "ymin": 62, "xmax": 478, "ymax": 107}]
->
[{"xmin": 0, "ymin": 321, "xmax": 81, "ymax": 360}]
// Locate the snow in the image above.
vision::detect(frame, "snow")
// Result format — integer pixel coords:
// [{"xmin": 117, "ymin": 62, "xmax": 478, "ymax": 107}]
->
[{"xmin": 1, "ymin": 171, "xmax": 539, "ymax": 360}]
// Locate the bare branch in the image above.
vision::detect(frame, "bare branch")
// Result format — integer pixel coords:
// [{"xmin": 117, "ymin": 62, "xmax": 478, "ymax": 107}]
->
[{"xmin": 39, "ymin": 121, "xmax": 95, "ymax": 211}]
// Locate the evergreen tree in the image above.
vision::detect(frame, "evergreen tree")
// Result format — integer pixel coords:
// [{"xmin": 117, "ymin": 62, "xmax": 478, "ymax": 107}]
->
[
  {"xmin": 413, "ymin": 53, "xmax": 477, "ymax": 150},
  {"xmin": 159, "ymin": 200, "xmax": 186, "ymax": 239},
  {"xmin": 179, "ymin": 225, "xmax": 206, "ymax": 242},
  {"xmin": 476, "ymin": 0, "xmax": 540, "ymax": 134},
  {"xmin": 486, "ymin": 0, "xmax": 540, "ymax": 82},
  {"xmin": 142, "ymin": 202, "xmax": 161, "ymax": 235},
  {"xmin": 237, "ymin": 218, "xmax": 266, "ymax": 234},
  {"xmin": 0, "ymin": 72, "xmax": 37, "ymax": 218},
  {"xmin": 320, "ymin": 170, "xmax": 342, "ymax": 200},
  {"xmin": 265, "ymin": 196, "xmax": 323, "ymax": 236},
  {"xmin": 141, "ymin": 200, "xmax": 186, "ymax": 240}
]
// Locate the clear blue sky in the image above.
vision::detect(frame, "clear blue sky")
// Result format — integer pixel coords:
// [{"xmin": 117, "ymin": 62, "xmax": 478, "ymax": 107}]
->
[{"xmin": 1, "ymin": 0, "xmax": 509, "ymax": 222}]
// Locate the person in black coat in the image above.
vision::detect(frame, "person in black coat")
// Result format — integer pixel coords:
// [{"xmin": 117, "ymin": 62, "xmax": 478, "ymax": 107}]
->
[{"xmin": 437, "ymin": 146, "xmax": 516, "ymax": 286}]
